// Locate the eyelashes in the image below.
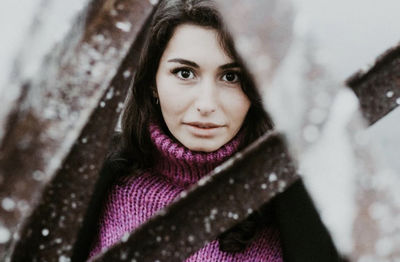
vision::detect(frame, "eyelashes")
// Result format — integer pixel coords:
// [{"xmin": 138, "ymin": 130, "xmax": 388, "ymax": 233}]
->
[
  {"xmin": 170, "ymin": 67, "xmax": 242, "ymax": 84},
  {"xmin": 171, "ymin": 67, "xmax": 195, "ymax": 80},
  {"xmin": 221, "ymin": 71, "xmax": 241, "ymax": 83}
]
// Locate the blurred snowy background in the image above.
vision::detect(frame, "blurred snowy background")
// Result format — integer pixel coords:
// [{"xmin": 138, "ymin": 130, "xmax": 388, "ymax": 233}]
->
[
  {"xmin": 274, "ymin": 0, "xmax": 400, "ymax": 259},
  {"xmin": 1, "ymin": 0, "xmax": 400, "ymax": 260},
  {"xmin": 216, "ymin": 0, "xmax": 400, "ymax": 260}
]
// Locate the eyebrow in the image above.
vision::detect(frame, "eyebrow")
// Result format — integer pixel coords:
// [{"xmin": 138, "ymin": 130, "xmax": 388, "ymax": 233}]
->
[{"xmin": 167, "ymin": 58, "xmax": 240, "ymax": 70}]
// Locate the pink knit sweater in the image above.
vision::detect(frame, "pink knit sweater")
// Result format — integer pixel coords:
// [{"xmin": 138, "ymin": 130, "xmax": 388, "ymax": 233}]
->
[{"xmin": 89, "ymin": 123, "xmax": 282, "ymax": 261}]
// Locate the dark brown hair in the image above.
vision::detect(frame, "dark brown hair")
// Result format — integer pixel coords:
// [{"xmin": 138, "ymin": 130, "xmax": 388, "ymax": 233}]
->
[
  {"xmin": 120, "ymin": 0, "xmax": 272, "ymax": 168},
  {"xmin": 109, "ymin": 0, "xmax": 273, "ymax": 253}
]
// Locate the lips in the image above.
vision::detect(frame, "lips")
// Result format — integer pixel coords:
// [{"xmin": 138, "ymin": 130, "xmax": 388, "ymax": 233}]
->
[
  {"xmin": 185, "ymin": 122, "xmax": 224, "ymax": 138},
  {"xmin": 186, "ymin": 122, "xmax": 223, "ymax": 128}
]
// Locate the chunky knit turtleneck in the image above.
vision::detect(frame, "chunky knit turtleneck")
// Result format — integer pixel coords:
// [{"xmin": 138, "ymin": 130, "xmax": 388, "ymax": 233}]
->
[
  {"xmin": 150, "ymin": 122, "xmax": 243, "ymax": 188},
  {"xmin": 89, "ymin": 122, "xmax": 282, "ymax": 261}
]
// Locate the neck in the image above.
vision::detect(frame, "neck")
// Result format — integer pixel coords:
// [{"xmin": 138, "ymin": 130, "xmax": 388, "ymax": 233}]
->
[{"xmin": 149, "ymin": 121, "xmax": 243, "ymax": 188}]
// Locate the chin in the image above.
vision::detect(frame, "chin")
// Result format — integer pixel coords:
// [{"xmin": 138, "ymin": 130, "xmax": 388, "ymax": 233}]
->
[
  {"xmin": 194, "ymin": 147, "xmax": 218, "ymax": 153},
  {"xmin": 185, "ymin": 141, "xmax": 222, "ymax": 153}
]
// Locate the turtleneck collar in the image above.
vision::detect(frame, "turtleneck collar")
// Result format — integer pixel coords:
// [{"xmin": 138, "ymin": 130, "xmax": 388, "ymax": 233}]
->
[{"xmin": 149, "ymin": 121, "xmax": 243, "ymax": 188}]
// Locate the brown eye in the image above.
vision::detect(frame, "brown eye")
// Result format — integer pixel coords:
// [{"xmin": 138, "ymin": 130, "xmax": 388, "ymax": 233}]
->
[
  {"xmin": 181, "ymin": 69, "xmax": 191, "ymax": 78},
  {"xmin": 173, "ymin": 68, "xmax": 195, "ymax": 80},
  {"xmin": 222, "ymin": 71, "xmax": 240, "ymax": 83}
]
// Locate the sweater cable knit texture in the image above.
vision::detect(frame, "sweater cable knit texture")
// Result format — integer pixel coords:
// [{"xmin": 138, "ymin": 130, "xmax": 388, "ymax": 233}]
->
[{"xmin": 89, "ymin": 122, "xmax": 282, "ymax": 261}]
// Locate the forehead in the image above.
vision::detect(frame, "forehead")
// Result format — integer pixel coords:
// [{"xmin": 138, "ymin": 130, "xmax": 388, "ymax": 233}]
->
[{"xmin": 160, "ymin": 23, "xmax": 233, "ymax": 65}]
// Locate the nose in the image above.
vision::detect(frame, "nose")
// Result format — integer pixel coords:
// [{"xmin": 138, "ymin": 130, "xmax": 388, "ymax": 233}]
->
[{"xmin": 195, "ymin": 80, "xmax": 218, "ymax": 116}]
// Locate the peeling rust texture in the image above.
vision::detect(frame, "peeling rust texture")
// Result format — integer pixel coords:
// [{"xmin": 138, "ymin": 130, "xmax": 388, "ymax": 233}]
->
[
  {"xmin": 347, "ymin": 44, "xmax": 400, "ymax": 125},
  {"xmin": 8, "ymin": 23, "xmax": 151, "ymax": 262},
  {"xmin": 0, "ymin": 0, "xmax": 154, "ymax": 258},
  {"xmin": 91, "ymin": 132, "xmax": 298, "ymax": 262}
]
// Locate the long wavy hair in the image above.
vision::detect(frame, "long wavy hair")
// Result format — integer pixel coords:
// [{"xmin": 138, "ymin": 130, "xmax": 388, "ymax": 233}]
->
[{"xmin": 108, "ymin": 0, "xmax": 274, "ymax": 253}]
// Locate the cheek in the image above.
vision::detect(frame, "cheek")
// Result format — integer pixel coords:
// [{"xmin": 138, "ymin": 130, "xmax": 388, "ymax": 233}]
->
[
  {"xmin": 156, "ymin": 75, "xmax": 188, "ymax": 118},
  {"xmin": 157, "ymin": 74, "xmax": 173, "ymax": 106},
  {"xmin": 225, "ymin": 91, "xmax": 251, "ymax": 124}
]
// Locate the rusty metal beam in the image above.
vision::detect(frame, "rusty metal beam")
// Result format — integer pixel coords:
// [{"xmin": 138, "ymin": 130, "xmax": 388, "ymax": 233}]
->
[
  {"xmin": 347, "ymin": 44, "xmax": 400, "ymax": 124},
  {"xmin": 8, "ymin": 20, "xmax": 152, "ymax": 262},
  {"xmin": 1, "ymin": 0, "xmax": 398, "ymax": 261},
  {"xmin": 91, "ymin": 132, "xmax": 298, "ymax": 261},
  {"xmin": 0, "ymin": 0, "xmax": 155, "ymax": 259}
]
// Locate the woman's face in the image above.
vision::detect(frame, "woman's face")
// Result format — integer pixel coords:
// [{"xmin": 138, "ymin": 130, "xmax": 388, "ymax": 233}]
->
[{"xmin": 155, "ymin": 24, "xmax": 251, "ymax": 152}]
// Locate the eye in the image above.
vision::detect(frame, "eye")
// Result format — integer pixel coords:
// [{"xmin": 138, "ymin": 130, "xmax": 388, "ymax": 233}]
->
[
  {"xmin": 221, "ymin": 71, "xmax": 240, "ymax": 83},
  {"xmin": 172, "ymin": 68, "xmax": 195, "ymax": 80}
]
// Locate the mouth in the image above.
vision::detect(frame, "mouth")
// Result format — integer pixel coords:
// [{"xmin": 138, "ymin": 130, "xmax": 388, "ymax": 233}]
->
[{"xmin": 185, "ymin": 122, "xmax": 224, "ymax": 129}]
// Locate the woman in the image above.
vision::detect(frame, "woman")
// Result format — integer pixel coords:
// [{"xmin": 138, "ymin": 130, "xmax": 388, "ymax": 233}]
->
[{"xmin": 88, "ymin": 0, "xmax": 281, "ymax": 260}]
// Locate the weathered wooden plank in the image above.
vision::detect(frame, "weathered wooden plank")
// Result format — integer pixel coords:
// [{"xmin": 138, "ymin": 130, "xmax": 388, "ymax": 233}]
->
[
  {"xmin": 91, "ymin": 132, "xmax": 298, "ymax": 261},
  {"xmin": 0, "ymin": 0, "xmax": 155, "ymax": 259},
  {"xmin": 347, "ymin": 44, "xmax": 400, "ymax": 124}
]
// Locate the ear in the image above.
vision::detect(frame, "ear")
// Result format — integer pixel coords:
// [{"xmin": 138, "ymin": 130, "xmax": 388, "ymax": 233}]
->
[
  {"xmin": 151, "ymin": 88, "xmax": 160, "ymax": 105},
  {"xmin": 152, "ymin": 89, "xmax": 158, "ymax": 98}
]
